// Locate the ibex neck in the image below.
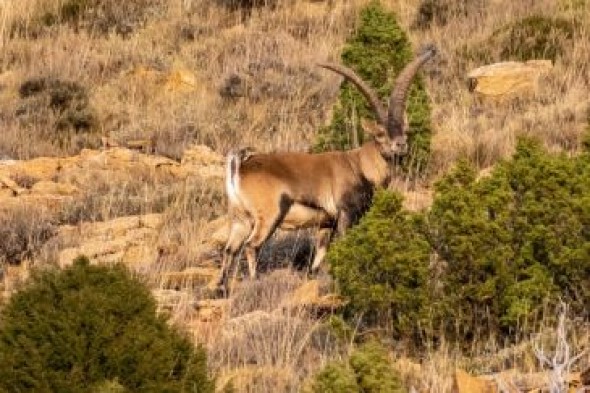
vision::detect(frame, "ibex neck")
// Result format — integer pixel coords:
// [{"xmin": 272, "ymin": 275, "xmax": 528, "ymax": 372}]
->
[{"xmin": 348, "ymin": 141, "xmax": 390, "ymax": 187}]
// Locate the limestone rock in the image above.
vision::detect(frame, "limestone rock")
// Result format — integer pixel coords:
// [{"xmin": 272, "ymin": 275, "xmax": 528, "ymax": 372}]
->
[
  {"xmin": 57, "ymin": 214, "xmax": 163, "ymax": 268},
  {"xmin": 0, "ymin": 146, "xmax": 210, "ymax": 212},
  {"xmin": 152, "ymin": 289, "xmax": 198, "ymax": 312},
  {"xmin": 0, "ymin": 176, "xmax": 26, "ymax": 196},
  {"xmin": 467, "ymin": 60, "xmax": 552, "ymax": 98},
  {"xmin": 30, "ymin": 181, "xmax": 78, "ymax": 196},
  {"xmin": 281, "ymin": 279, "xmax": 347, "ymax": 312},
  {"xmin": 194, "ymin": 299, "xmax": 227, "ymax": 322},
  {"xmin": 160, "ymin": 267, "xmax": 220, "ymax": 290},
  {"xmin": 452, "ymin": 369, "xmax": 497, "ymax": 393},
  {"xmin": 181, "ymin": 144, "xmax": 225, "ymax": 180}
]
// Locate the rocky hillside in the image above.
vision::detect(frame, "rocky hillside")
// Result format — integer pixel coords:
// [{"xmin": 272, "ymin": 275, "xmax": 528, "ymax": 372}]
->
[{"xmin": 1, "ymin": 0, "xmax": 590, "ymax": 391}]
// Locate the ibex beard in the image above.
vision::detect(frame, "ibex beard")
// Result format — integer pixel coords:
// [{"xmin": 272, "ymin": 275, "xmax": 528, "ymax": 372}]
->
[{"xmin": 217, "ymin": 45, "xmax": 437, "ymax": 294}]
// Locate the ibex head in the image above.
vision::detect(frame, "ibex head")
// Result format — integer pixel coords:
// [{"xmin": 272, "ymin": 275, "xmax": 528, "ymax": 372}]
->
[{"xmin": 319, "ymin": 44, "xmax": 437, "ymax": 160}]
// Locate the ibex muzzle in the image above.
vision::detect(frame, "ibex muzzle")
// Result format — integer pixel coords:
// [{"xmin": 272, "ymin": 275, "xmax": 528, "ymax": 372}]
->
[{"xmin": 217, "ymin": 45, "xmax": 437, "ymax": 294}]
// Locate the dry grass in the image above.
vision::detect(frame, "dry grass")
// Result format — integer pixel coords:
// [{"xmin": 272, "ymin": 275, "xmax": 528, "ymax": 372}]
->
[
  {"xmin": 1, "ymin": 0, "xmax": 590, "ymax": 391},
  {"xmin": 58, "ymin": 169, "xmax": 181, "ymax": 224},
  {"xmin": 200, "ymin": 270, "xmax": 344, "ymax": 393},
  {"xmin": 0, "ymin": 205, "xmax": 57, "ymax": 265},
  {"xmin": 394, "ymin": 0, "xmax": 590, "ymax": 174}
]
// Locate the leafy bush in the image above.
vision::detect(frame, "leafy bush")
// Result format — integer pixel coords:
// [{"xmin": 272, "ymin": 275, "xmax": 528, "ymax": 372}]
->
[
  {"xmin": 314, "ymin": 1, "xmax": 432, "ymax": 173},
  {"xmin": 429, "ymin": 139, "xmax": 590, "ymax": 339},
  {"xmin": 328, "ymin": 138, "xmax": 590, "ymax": 345},
  {"xmin": 328, "ymin": 190, "xmax": 431, "ymax": 341},
  {"xmin": 309, "ymin": 342, "xmax": 405, "ymax": 393},
  {"xmin": 464, "ymin": 15, "xmax": 576, "ymax": 63},
  {"xmin": 0, "ymin": 256, "xmax": 215, "ymax": 392}
]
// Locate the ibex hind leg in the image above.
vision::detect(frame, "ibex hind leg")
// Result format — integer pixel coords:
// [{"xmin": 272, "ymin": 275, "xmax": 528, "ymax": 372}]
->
[
  {"xmin": 244, "ymin": 194, "xmax": 293, "ymax": 280},
  {"xmin": 217, "ymin": 220, "xmax": 252, "ymax": 295}
]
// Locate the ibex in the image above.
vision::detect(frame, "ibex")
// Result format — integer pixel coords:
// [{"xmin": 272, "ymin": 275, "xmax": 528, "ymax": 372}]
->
[{"xmin": 217, "ymin": 46, "xmax": 437, "ymax": 292}]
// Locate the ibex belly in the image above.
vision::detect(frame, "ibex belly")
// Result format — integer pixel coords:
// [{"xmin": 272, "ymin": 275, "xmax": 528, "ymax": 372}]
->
[{"xmin": 280, "ymin": 203, "xmax": 332, "ymax": 230}]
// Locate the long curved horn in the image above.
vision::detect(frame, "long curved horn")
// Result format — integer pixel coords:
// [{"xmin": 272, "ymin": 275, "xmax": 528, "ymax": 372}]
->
[
  {"xmin": 318, "ymin": 63, "xmax": 388, "ymax": 126},
  {"xmin": 387, "ymin": 44, "xmax": 437, "ymax": 136}
]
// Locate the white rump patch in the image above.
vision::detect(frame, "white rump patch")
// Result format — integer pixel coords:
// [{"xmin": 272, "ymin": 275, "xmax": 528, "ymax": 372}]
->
[{"xmin": 225, "ymin": 151, "xmax": 241, "ymax": 206}]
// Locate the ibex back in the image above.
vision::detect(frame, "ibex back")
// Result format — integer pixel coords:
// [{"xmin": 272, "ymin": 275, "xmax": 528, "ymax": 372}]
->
[{"xmin": 218, "ymin": 45, "xmax": 437, "ymax": 293}]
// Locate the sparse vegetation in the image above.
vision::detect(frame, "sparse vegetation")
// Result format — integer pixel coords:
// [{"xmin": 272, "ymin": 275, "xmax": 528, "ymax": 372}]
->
[
  {"xmin": 412, "ymin": 0, "xmax": 484, "ymax": 30},
  {"xmin": 15, "ymin": 77, "xmax": 99, "ymax": 151},
  {"xmin": 13, "ymin": 0, "xmax": 161, "ymax": 37},
  {"xmin": 1, "ymin": 0, "xmax": 590, "ymax": 391},
  {"xmin": 464, "ymin": 15, "xmax": 577, "ymax": 63},
  {"xmin": 0, "ymin": 256, "xmax": 215, "ymax": 392},
  {"xmin": 0, "ymin": 207, "xmax": 56, "ymax": 264}
]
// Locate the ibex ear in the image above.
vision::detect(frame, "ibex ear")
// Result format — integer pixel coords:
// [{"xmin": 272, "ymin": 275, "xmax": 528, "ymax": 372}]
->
[{"xmin": 360, "ymin": 119, "xmax": 387, "ymax": 139}]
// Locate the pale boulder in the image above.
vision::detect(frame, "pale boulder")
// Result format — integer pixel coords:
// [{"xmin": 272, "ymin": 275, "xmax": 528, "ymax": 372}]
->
[
  {"xmin": 452, "ymin": 369, "xmax": 498, "ymax": 393},
  {"xmin": 57, "ymin": 214, "xmax": 163, "ymax": 268},
  {"xmin": 467, "ymin": 60, "xmax": 552, "ymax": 98},
  {"xmin": 181, "ymin": 144, "xmax": 225, "ymax": 180}
]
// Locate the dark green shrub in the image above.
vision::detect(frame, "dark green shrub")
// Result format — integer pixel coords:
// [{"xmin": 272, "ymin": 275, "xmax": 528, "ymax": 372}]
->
[
  {"xmin": 328, "ymin": 138, "xmax": 590, "ymax": 346},
  {"xmin": 327, "ymin": 190, "xmax": 432, "ymax": 341},
  {"xmin": 464, "ymin": 15, "xmax": 576, "ymax": 63},
  {"xmin": 429, "ymin": 139, "xmax": 590, "ymax": 339},
  {"xmin": 0, "ymin": 256, "xmax": 215, "ymax": 392},
  {"xmin": 314, "ymin": 1, "xmax": 432, "ymax": 173},
  {"xmin": 309, "ymin": 342, "xmax": 405, "ymax": 393}
]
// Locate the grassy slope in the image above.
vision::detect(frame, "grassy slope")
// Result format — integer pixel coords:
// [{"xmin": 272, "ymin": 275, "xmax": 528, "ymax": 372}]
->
[{"xmin": 1, "ymin": 0, "xmax": 589, "ymax": 391}]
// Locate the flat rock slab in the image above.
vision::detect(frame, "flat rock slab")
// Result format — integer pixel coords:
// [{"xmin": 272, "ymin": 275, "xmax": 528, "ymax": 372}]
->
[{"xmin": 467, "ymin": 60, "xmax": 553, "ymax": 98}]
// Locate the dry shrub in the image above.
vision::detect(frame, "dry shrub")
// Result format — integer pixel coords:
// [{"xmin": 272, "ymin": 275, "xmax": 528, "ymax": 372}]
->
[
  {"xmin": 0, "ymin": 70, "xmax": 102, "ymax": 158},
  {"xmin": 17, "ymin": 76, "xmax": 97, "ymax": 134},
  {"xmin": 0, "ymin": 206, "xmax": 56, "ymax": 264},
  {"xmin": 58, "ymin": 171, "xmax": 178, "ymax": 225},
  {"xmin": 151, "ymin": 178, "xmax": 225, "ymax": 274},
  {"xmin": 9, "ymin": 172, "xmax": 40, "ymax": 189},
  {"xmin": 4, "ymin": 0, "xmax": 162, "ymax": 38},
  {"xmin": 185, "ymin": 270, "xmax": 344, "ymax": 393},
  {"xmin": 228, "ymin": 269, "xmax": 304, "ymax": 316},
  {"xmin": 412, "ymin": 0, "xmax": 486, "ymax": 30}
]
